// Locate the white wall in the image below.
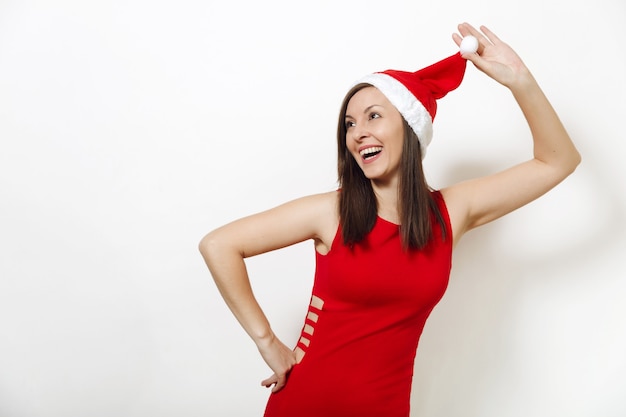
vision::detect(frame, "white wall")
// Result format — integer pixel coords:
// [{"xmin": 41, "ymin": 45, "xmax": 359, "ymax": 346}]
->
[{"xmin": 1, "ymin": 0, "xmax": 624, "ymax": 416}]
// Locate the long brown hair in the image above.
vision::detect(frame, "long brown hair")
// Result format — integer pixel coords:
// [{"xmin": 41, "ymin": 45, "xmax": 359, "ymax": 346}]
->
[{"xmin": 337, "ymin": 83, "xmax": 447, "ymax": 250}]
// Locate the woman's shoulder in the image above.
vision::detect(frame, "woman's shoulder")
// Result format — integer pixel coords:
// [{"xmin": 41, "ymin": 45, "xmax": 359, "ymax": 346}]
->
[
  {"xmin": 306, "ymin": 189, "xmax": 340, "ymax": 208},
  {"xmin": 274, "ymin": 190, "xmax": 339, "ymax": 230},
  {"xmin": 280, "ymin": 189, "xmax": 337, "ymax": 209},
  {"xmin": 300, "ymin": 190, "xmax": 340, "ymax": 229},
  {"xmin": 294, "ymin": 190, "xmax": 339, "ymax": 253}
]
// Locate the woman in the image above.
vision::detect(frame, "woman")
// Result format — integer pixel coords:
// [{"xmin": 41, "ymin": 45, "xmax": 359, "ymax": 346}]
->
[{"xmin": 199, "ymin": 23, "xmax": 580, "ymax": 416}]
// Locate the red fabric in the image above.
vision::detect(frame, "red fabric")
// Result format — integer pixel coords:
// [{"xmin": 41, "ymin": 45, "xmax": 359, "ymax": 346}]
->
[
  {"xmin": 264, "ymin": 191, "xmax": 453, "ymax": 417},
  {"xmin": 382, "ymin": 52, "xmax": 467, "ymax": 121}
]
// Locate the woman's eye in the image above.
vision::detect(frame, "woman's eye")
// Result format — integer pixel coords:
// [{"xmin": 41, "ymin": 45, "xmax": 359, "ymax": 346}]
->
[
  {"xmin": 345, "ymin": 121, "xmax": 356, "ymax": 129},
  {"xmin": 370, "ymin": 113, "xmax": 381, "ymax": 120}
]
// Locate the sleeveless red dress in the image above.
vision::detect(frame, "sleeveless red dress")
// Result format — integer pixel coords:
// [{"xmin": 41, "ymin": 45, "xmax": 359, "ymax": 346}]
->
[{"xmin": 263, "ymin": 191, "xmax": 452, "ymax": 417}]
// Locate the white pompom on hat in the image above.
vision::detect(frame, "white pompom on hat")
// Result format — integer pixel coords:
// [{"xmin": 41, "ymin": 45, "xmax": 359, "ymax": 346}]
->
[{"xmin": 351, "ymin": 35, "xmax": 478, "ymax": 158}]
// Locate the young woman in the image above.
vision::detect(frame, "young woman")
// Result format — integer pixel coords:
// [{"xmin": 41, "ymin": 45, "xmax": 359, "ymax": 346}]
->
[{"xmin": 199, "ymin": 23, "xmax": 581, "ymax": 417}]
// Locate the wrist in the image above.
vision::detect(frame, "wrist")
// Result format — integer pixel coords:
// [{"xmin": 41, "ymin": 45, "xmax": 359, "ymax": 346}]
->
[
  {"xmin": 507, "ymin": 69, "xmax": 537, "ymax": 94},
  {"xmin": 252, "ymin": 327, "xmax": 275, "ymax": 349}
]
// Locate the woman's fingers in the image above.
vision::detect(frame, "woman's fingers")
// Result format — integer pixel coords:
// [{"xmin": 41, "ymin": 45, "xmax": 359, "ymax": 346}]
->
[
  {"xmin": 478, "ymin": 25, "xmax": 502, "ymax": 46},
  {"xmin": 456, "ymin": 23, "xmax": 504, "ymax": 56},
  {"xmin": 261, "ymin": 374, "xmax": 277, "ymax": 388},
  {"xmin": 261, "ymin": 373, "xmax": 288, "ymax": 393}
]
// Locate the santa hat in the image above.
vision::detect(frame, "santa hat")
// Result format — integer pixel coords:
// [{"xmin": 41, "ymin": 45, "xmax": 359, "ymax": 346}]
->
[{"xmin": 352, "ymin": 35, "xmax": 478, "ymax": 158}]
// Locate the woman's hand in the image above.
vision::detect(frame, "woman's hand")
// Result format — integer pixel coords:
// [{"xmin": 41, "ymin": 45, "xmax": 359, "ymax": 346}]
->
[
  {"xmin": 453, "ymin": 22, "xmax": 531, "ymax": 90},
  {"xmin": 258, "ymin": 334, "xmax": 297, "ymax": 393}
]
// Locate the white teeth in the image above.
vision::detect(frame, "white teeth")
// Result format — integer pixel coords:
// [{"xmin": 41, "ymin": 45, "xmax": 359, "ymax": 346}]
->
[{"xmin": 359, "ymin": 146, "xmax": 382, "ymax": 157}]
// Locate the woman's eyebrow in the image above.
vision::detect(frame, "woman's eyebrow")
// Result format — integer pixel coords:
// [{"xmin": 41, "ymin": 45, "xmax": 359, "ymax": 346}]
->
[
  {"xmin": 364, "ymin": 104, "xmax": 383, "ymax": 113},
  {"xmin": 345, "ymin": 104, "xmax": 383, "ymax": 119}
]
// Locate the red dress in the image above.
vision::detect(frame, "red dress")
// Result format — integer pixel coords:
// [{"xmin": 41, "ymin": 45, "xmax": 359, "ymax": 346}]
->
[{"xmin": 264, "ymin": 191, "xmax": 452, "ymax": 417}]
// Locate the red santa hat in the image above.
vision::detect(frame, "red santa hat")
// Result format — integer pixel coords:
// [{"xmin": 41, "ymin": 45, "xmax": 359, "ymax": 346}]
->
[{"xmin": 352, "ymin": 35, "xmax": 478, "ymax": 158}]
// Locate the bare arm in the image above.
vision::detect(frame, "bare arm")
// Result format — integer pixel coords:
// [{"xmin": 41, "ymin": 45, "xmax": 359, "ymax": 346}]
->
[
  {"xmin": 199, "ymin": 191, "xmax": 338, "ymax": 391},
  {"xmin": 443, "ymin": 23, "xmax": 581, "ymax": 246}
]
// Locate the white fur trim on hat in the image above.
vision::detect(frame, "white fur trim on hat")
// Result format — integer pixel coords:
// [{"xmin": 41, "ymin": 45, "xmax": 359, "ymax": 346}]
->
[{"xmin": 352, "ymin": 73, "xmax": 433, "ymax": 158}]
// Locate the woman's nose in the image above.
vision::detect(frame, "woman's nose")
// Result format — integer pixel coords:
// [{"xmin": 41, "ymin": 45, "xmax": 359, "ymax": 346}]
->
[{"xmin": 351, "ymin": 125, "xmax": 368, "ymax": 142}]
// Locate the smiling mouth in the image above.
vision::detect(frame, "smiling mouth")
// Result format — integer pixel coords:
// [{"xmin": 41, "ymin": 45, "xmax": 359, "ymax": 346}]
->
[{"xmin": 360, "ymin": 146, "xmax": 382, "ymax": 160}]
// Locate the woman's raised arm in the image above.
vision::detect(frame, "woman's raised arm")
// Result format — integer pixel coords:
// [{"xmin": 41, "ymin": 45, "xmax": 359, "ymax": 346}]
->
[{"xmin": 443, "ymin": 23, "xmax": 581, "ymax": 245}]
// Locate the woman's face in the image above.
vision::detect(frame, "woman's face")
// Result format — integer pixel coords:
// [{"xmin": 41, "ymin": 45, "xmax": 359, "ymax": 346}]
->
[{"xmin": 345, "ymin": 86, "xmax": 405, "ymax": 185}]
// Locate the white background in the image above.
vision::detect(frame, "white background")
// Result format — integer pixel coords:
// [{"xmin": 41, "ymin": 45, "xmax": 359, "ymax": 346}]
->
[{"xmin": 1, "ymin": 0, "xmax": 625, "ymax": 416}]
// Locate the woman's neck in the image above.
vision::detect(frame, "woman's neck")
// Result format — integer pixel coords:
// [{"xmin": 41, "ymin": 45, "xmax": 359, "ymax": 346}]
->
[{"xmin": 372, "ymin": 180, "xmax": 400, "ymax": 224}]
